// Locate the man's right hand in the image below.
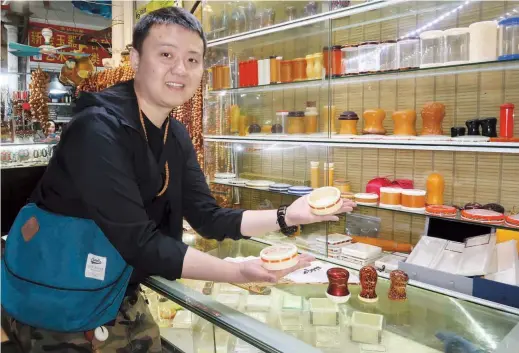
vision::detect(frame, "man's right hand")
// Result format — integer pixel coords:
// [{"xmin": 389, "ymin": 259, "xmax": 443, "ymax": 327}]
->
[{"xmin": 236, "ymin": 253, "xmax": 315, "ymax": 283}]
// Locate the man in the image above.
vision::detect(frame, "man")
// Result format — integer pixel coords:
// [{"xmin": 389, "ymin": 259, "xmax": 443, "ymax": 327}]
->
[{"xmin": 4, "ymin": 7, "xmax": 355, "ymax": 352}]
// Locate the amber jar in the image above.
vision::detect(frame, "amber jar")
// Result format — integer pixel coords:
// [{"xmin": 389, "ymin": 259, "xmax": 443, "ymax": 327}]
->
[
  {"xmin": 334, "ymin": 178, "xmax": 351, "ymax": 193},
  {"xmin": 305, "ymin": 101, "xmax": 318, "ymax": 134},
  {"xmin": 220, "ymin": 65, "xmax": 230, "ymax": 89},
  {"xmin": 339, "ymin": 111, "xmax": 359, "ymax": 135},
  {"xmin": 280, "ymin": 60, "xmax": 293, "ymax": 83},
  {"xmin": 421, "ymin": 102, "xmax": 445, "ymax": 135},
  {"xmin": 293, "ymin": 58, "xmax": 307, "ymax": 81},
  {"xmin": 306, "ymin": 54, "xmax": 315, "ymax": 80},
  {"xmin": 331, "ymin": 45, "xmax": 342, "ymax": 77},
  {"xmin": 363, "ymin": 109, "xmax": 386, "ymax": 135},
  {"xmin": 287, "ymin": 111, "xmax": 305, "ymax": 134},
  {"xmin": 392, "ymin": 110, "xmax": 417, "ymax": 136},
  {"xmin": 323, "ymin": 46, "xmax": 331, "ymax": 77}
]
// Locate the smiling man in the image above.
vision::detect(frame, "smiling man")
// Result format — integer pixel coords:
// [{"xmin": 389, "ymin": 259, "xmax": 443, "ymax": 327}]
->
[{"xmin": 3, "ymin": 7, "xmax": 354, "ymax": 352}]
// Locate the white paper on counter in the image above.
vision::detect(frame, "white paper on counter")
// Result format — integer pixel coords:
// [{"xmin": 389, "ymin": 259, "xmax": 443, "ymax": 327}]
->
[
  {"xmin": 283, "ymin": 261, "xmax": 360, "ymax": 284},
  {"xmin": 224, "ymin": 258, "xmax": 360, "ymax": 284}
]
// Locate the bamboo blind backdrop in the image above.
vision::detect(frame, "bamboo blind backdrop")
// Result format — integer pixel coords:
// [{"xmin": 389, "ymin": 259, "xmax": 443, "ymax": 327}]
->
[{"xmin": 205, "ymin": 1, "xmax": 519, "ymax": 245}]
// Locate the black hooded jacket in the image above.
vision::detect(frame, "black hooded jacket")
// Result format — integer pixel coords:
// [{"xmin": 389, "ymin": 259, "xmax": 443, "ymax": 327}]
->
[{"xmin": 31, "ymin": 80, "xmax": 245, "ymax": 284}]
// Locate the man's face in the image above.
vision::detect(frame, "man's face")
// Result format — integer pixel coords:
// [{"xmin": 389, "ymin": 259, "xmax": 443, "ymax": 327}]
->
[{"xmin": 131, "ymin": 24, "xmax": 204, "ymax": 108}]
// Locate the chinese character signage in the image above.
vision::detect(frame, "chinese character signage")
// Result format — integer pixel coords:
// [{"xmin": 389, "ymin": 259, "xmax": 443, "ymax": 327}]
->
[
  {"xmin": 28, "ymin": 22, "xmax": 111, "ymax": 67},
  {"xmin": 135, "ymin": 0, "xmax": 181, "ymax": 21}
]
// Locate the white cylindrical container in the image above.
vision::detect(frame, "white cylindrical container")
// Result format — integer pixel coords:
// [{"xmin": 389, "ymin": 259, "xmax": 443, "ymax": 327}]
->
[
  {"xmin": 444, "ymin": 28, "xmax": 470, "ymax": 65},
  {"xmin": 342, "ymin": 45, "xmax": 359, "ymax": 75},
  {"xmin": 420, "ymin": 30, "xmax": 444, "ymax": 68},
  {"xmin": 469, "ymin": 21, "xmax": 498, "ymax": 62},
  {"xmin": 498, "ymin": 17, "xmax": 519, "ymax": 60},
  {"xmin": 397, "ymin": 37, "xmax": 420, "ymax": 69},
  {"xmin": 358, "ymin": 41, "xmax": 380, "ymax": 73}
]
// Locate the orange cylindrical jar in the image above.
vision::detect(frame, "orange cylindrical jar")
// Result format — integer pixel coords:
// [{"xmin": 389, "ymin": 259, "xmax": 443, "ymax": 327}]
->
[
  {"xmin": 426, "ymin": 173, "xmax": 445, "ymax": 205},
  {"xmin": 401, "ymin": 189, "xmax": 426, "ymax": 211},
  {"xmin": 421, "ymin": 102, "xmax": 445, "ymax": 135},
  {"xmin": 338, "ymin": 111, "xmax": 359, "ymax": 135},
  {"xmin": 392, "ymin": 110, "xmax": 417, "ymax": 136},
  {"xmin": 293, "ymin": 58, "xmax": 307, "ymax": 81},
  {"xmin": 280, "ymin": 60, "xmax": 293, "ymax": 83},
  {"xmin": 363, "ymin": 109, "xmax": 386, "ymax": 135},
  {"xmin": 331, "ymin": 45, "xmax": 342, "ymax": 77},
  {"xmin": 379, "ymin": 187, "xmax": 402, "ymax": 208}
]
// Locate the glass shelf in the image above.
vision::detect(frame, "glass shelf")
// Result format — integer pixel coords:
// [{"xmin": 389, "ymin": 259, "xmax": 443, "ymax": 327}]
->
[
  {"xmin": 207, "ymin": 58, "xmax": 519, "ymax": 95},
  {"xmin": 210, "ymin": 180, "xmax": 519, "ymax": 232},
  {"xmin": 204, "ymin": 135, "xmax": 519, "ymax": 154},
  {"xmin": 205, "ymin": 0, "xmax": 388, "ymax": 47}
]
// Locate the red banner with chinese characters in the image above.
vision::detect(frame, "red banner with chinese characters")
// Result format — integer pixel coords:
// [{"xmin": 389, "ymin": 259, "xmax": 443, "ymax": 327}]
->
[{"xmin": 28, "ymin": 22, "xmax": 110, "ymax": 67}]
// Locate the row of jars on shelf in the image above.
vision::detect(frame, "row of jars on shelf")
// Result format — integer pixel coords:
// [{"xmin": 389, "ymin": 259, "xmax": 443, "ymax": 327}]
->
[
  {"xmin": 223, "ymin": 102, "xmax": 515, "ymax": 139},
  {"xmin": 208, "ymin": 18, "xmax": 519, "ymax": 90}
]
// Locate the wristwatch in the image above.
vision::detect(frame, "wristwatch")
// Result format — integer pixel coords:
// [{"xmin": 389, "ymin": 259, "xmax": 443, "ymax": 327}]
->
[{"xmin": 277, "ymin": 205, "xmax": 298, "ymax": 237}]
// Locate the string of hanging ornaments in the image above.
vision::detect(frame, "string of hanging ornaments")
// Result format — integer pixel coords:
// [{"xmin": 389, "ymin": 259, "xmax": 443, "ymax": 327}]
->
[
  {"xmin": 29, "ymin": 68, "xmax": 51, "ymax": 133},
  {"xmin": 76, "ymin": 57, "xmax": 205, "ymax": 168}
]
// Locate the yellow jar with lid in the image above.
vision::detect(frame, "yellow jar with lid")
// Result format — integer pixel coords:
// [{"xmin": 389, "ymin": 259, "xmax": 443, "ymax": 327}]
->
[
  {"xmin": 338, "ymin": 111, "xmax": 359, "ymax": 135},
  {"xmin": 306, "ymin": 54, "xmax": 315, "ymax": 79},
  {"xmin": 287, "ymin": 111, "xmax": 305, "ymax": 134},
  {"xmin": 313, "ymin": 53, "xmax": 323, "ymax": 80}
]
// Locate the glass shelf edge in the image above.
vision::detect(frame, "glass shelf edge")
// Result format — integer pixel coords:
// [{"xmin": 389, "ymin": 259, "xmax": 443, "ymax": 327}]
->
[
  {"xmin": 248, "ymin": 237, "xmax": 519, "ymax": 316},
  {"xmin": 210, "ymin": 181, "xmax": 519, "ymax": 231},
  {"xmin": 203, "ymin": 136, "xmax": 519, "ymax": 154},
  {"xmin": 207, "ymin": 60, "xmax": 519, "ymax": 95},
  {"xmin": 206, "ymin": 0, "xmax": 391, "ymax": 47}
]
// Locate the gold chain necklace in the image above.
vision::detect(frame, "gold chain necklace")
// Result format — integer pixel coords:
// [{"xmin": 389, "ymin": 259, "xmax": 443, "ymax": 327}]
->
[{"xmin": 139, "ymin": 110, "xmax": 170, "ymax": 197}]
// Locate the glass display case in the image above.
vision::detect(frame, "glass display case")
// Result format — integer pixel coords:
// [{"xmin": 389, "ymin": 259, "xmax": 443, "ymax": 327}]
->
[
  {"xmin": 197, "ymin": 1, "xmax": 519, "ymax": 351},
  {"xmin": 145, "ymin": 236, "xmax": 519, "ymax": 353},
  {"xmin": 0, "ymin": 142, "xmax": 56, "ymax": 170}
]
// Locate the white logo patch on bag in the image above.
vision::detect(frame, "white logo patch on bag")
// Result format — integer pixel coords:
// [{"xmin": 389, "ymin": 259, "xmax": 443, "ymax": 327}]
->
[{"xmin": 85, "ymin": 253, "xmax": 107, "ymax": 281}]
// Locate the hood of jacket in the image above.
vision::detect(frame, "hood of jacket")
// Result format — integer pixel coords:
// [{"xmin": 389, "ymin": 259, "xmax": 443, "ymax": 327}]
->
[{"xmin": 74, "ymin": 79, "xmax": 141, "ymax": 131}]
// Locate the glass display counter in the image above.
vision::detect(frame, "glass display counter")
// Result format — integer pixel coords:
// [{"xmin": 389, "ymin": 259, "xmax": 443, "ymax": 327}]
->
[
  {"xmin": 144, "ymin": 238, "xmax": 519, "ymax": 353},
  {"xmin": 201, "ymin": 0, "xmax": 519, "ymax": 314},
  {"xmin": 0, "ymin": 142, "xmax": 56, "ymax": 170}
]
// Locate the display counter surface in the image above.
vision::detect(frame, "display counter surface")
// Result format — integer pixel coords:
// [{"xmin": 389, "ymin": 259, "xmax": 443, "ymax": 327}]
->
[{"xmin": 145, "ymin": 239, "xmax": 519, "ymax": 353}]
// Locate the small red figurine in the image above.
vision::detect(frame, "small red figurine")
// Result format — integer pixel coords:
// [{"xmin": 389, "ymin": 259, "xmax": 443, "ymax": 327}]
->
[
  {"xmin": 359, "ymin": 265, "xmax": 379, "ymax": 303},
  {"xmin": 388, "ymin": 270, "xmax": 409, "ymax": 301},
  {"xmin": 326, "ymin": 267, "xmax": 350, "ymax": 303}
]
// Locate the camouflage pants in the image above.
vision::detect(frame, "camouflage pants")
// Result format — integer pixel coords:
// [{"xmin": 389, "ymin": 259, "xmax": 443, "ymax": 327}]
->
[{"xmin": 5, "ymin": 291, "xmax": 161, "ymax": 353}]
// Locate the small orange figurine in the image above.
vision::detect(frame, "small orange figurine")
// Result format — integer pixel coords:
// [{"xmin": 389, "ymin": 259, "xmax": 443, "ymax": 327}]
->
[
  {"xmin": 388, "ymin": 270, "xmax": 409, "ymax": 301},
  {"xmin": 359, "ymin": 265, "xmax": 379, "ymax": 303}
]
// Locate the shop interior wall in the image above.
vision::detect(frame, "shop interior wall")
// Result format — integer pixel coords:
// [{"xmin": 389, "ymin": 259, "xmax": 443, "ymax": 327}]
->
[{"xmin": 207, "ymin": 1, "xmax": 519, "ymax": 244}]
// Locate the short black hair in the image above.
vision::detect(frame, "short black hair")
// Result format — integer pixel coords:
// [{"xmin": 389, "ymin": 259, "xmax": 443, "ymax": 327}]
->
[{"xmin": 132, "ymin": 7, "xmax": 206, "ymax": 56}]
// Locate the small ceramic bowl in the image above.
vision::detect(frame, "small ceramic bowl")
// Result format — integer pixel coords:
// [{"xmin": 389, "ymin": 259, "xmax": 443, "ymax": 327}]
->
[{"xmin": 308, "ymin": 187, "xmax": 343, "ymax": 216}]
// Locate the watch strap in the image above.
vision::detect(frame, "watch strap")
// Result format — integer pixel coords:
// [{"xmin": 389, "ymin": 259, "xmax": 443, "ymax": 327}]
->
[{"xmin": 277, "ymin": 205, "xmax": 298, "ymax": 236}]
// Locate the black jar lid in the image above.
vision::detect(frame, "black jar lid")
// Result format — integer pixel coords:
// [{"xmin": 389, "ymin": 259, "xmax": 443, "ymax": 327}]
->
[
  {"xmin": 288, "ymin": 111, "xmax": 305, "ymax": 117},
  {"xmin": 480, "ymin": 117, "xmax": 497, "ymax": 122},
  {"xmin": 332, "ymin": 45, "xmax": 342, "ymax": 50},
  {"xmin": 450, "ymin": 126, "xmax": 466, "ymax": 137},
  {"xmin": 339, "ymin": 111, "xmax": 359, "ymax": 120},
  {"xmin": 466, "ymin": 118, "xmax": 481, "ymax": 124}
]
